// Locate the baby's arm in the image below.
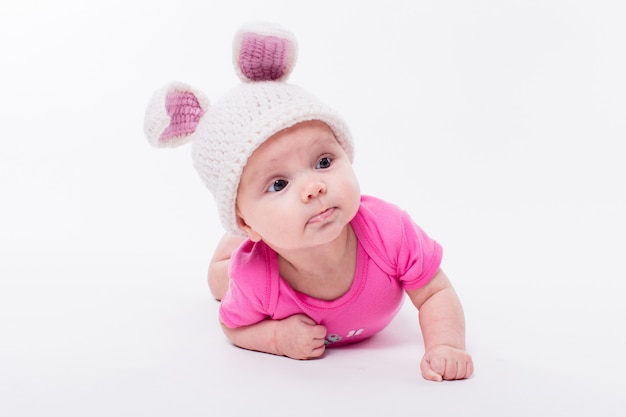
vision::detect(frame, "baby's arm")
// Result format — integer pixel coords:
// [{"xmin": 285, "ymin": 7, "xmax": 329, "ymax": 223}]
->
[
  {"xmin": 220, "ymin": 314, "xmax": 327, "ymax": 360},
  {"xmin": 211, "ymin": 235, "xmax": 326, "ymax": 360},
  {"xmin": 208, "ymin": 234, "xmax": 246, "ymax": 300},
  {"xmin": 406, "ymin": 269, "xmax": 474, "ymax": 381}
]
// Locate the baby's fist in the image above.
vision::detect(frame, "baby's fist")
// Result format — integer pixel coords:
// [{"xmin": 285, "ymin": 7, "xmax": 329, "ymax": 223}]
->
[
  {"xmin": 421, "ymin": 345, "xmax": 474, "ymax": 382},
  {"xmin": 275, "ymin": 314, "xmax": 327, "ymax": 360}
]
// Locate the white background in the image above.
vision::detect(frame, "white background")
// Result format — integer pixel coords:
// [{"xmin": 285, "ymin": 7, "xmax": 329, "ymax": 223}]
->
[{"xmin": 1, "ymin": 0, "xmax": 625, "ymax": 415}]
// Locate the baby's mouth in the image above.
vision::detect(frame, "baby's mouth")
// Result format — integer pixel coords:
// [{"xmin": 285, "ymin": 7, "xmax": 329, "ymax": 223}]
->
[{"xmin": 307, "ymin": 208, "xmax": 336, "ymax": 224}]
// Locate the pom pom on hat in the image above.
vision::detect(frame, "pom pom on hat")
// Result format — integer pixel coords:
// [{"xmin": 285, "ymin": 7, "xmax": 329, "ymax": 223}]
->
[{"xmin": 144, "ymin": 22, "xmax": 353, "ymax": 236}]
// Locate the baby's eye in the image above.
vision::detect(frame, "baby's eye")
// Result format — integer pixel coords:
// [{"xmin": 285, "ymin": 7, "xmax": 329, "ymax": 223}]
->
[
  {"xmin": 267, "ymin": 179, "xmax": 288, "ymax": 193},
  {"xmin": 316, "ymin": 157, "xmax": 332, "ymax": 169}
]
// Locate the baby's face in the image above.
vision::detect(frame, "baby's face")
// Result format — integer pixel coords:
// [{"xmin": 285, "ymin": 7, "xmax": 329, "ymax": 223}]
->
[{"xmin": 236, "ymin": 120, "xmax": 360, "ymax": 252}]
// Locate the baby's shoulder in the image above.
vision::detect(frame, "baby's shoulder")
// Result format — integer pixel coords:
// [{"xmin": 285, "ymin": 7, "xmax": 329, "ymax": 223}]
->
[
  {"xmin": 230, "ymin": 240, "xmax": 276, "ymax": 283},
  {"xmin": 226, "ymin": 239, "xmax": 281, "ymax": 311},
  {"xmin": 354, "ymin": 195, "xmax": 408, "ymax": 235},
  {"xmin": 352, "ymin": 196, "xmax": 412, "ymax": 267}
]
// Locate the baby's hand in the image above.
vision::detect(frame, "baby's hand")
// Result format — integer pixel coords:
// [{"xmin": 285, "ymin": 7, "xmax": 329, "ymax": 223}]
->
[
  {"xmin": 420, "ymin": 345, "xmax": 474, "ymax": 381},
  {"xmin": 275, "ymin": 314, "xmax": 327, "ymax": 360}
]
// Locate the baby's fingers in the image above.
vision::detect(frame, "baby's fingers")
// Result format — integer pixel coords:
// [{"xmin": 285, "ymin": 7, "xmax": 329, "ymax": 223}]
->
[
  {"xmin": 460, "ymin": 358, "xmax": 474, "ymax": 380},
  {"xmin": 420, "ymin": 346, "xmax": 474, "ymax": 381},
  {"xmin": 420, "ymin": 357, "xmax": 443, "ymax": 382}
]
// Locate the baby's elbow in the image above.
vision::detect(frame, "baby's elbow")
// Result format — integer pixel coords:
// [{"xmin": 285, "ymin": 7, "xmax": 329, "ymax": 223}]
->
[
  {"xmin": 219, "ymin": 318, "xmax": 234, "ymax": 339},
  {"xmin": 208, "ymin": 260, "xmax": 229, "ymax": 301}
]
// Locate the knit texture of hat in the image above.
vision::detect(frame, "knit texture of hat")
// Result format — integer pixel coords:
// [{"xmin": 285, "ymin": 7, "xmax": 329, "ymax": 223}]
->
[{"xmin": 144, "ymin": 22, "xmax": 354, "ymax": 236}]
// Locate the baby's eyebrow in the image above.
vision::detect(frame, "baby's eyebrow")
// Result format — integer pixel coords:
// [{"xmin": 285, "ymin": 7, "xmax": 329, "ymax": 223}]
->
[{"xmin": 244, "ymin": 159, "xmax": 285, "ymax": 187}]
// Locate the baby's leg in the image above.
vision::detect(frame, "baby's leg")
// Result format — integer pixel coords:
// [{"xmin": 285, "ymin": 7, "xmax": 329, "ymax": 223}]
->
[{"xmin": 208, "ymin": 234, "xmax": 246, "ymax": 300}]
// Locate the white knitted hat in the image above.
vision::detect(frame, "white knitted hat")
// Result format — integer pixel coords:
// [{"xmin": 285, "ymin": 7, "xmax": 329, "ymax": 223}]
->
[{"xmin": 144, "ymin": 22, "xmax": 354, "ymax": 236}]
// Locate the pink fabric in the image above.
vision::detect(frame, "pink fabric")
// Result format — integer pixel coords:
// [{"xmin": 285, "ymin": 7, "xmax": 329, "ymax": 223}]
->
[
  {"xmin": 160, "ymin": 90, "xmax": 204, "ymax": 142},
  {"xmin": 238, "ymin": 33, "xmax": 289, "ymax": 81},
  {"xmin": 219, "ymin": 195, "xmax": 443, "ymax": 347}
]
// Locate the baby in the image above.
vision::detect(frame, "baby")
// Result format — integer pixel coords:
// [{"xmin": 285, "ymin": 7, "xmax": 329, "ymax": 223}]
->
[{"xmin": 144, "ymin": 22, "xmax": 473, "ymax": 382}]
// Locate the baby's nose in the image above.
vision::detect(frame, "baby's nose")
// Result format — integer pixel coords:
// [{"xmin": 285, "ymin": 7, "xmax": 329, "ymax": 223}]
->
[{"xmin": 302, "ymin": 179, "xmax": 327, "ymax": 202}]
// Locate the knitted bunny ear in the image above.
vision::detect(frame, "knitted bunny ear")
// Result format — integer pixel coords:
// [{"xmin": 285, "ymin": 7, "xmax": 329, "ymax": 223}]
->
[
  {"xmin": 144, "ymin": 82, "xmax": 210, "ymax": 148},
  {"xmin": 233, "ymin": 22, "xmax": 298, "ymax": 82}
]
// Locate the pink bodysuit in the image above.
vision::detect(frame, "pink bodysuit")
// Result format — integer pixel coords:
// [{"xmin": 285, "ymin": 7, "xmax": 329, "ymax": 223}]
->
[{"xmin": 219, "ymin": 195, "xmax": 443, "ymax": 347}]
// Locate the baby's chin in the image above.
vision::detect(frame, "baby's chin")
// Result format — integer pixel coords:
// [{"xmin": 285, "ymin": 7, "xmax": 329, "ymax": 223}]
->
[{"xmin": 270, "ymin": 224, "xmax": 352, "ymax": 253}]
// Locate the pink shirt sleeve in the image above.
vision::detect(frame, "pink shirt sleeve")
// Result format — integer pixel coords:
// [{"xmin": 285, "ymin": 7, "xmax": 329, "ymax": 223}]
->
[
  {"xmin": 219, "ymin": 240, "xmax": 274, "ymax": 328},
  {"xmin": 352, "ymin": 196, "xmax": 443, "ymax": 291},
  {"xmin": 395, "ymin": 211, "xmax": 443, "ymax": 290}
]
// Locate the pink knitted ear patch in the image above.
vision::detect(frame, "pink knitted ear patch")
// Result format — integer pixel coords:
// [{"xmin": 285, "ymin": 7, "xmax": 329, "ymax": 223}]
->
[
  {"xmin": 239, "ymin": 33, "xmax": 289, "ymax": 81},
  {"xmin": 160, "ymin": 90, "xmax": 204, "ymax": 142}
]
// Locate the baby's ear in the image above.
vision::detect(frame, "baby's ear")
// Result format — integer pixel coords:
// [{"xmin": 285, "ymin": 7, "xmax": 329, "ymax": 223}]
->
[
  {"xmin": 143, "ymin": 82, "xmax": 210, "ymax": 148},
  {"xmin": 235, "ymin": 209, "xmax": 262, "ymax": 242}
]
